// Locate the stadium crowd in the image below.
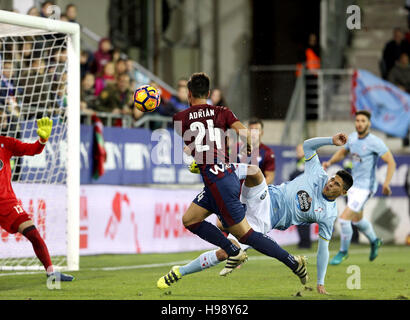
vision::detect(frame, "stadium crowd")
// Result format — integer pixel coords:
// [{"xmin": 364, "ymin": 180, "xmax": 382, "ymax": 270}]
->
[{"xmin": 0, "ymin": 1, "xmax": 230, "ymax": 129}]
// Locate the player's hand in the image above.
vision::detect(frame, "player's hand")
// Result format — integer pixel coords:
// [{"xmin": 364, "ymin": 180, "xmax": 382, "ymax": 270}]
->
[
  {"xmin": 37, "ymin": 117, "xmax": 53, "ymax": 142},
  {"xmin": 382, "ymin": 183, "xmax": 392, "ymax": 196},
  {"xmin": 317, "ymin": 284, "xmax": 330, "ymax": 295},
  {"xmin": 332, "ymin": 133, "xmax": 348, "ymax": 146},
  {"xmin": 322, "ymin": 161, "xmax": 331, "ymax": 170},
  {"xmin": 188, "ymin": 160, "xmax": 200, "ymax": 174}
]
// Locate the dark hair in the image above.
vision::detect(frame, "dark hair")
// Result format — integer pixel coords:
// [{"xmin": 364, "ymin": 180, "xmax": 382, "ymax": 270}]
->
[
  {"xmin": 336, "ymin": 170, "xmax": 353, "ymax": 191},
  {"xmin": 248, "ymin": 118, "xmax": 264, "ymax": 129},
  {"xmin": 66, "ymin": 4, "xmax": 76, "ymax": 10},
  {"xmin": 355, "ymin": 110, "xmax": 371, "ymax": 120},
  {"xmin": 187, "ymin": 72, "xmax": 210, "ymax": 98},
  {"xmin": 42, "ymin": 1, "xmax": 54, "ymax": 8}
]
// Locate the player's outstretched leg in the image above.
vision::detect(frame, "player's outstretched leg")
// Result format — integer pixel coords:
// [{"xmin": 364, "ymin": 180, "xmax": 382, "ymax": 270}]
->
[
  {"xmin": 157, "ymin": 266, "xmax": 182, "ymax": 289},
  {"xmin": 157, "ymin": 249, "xmax": 225, "ymax": 289},
  {"xmin": 293, "ymin": 255, "xmax": 308, "ymax": 285},
  {"xmin": 21, "ymin": 224, "xmax": 74, "ymax": 281},
  {"xmin": 330, "ymin": 218, "xmax": 351, "ymax": 265},
  {"xmin": 232, "ymin": 226, "xmax": 308, "ymax": 283}
]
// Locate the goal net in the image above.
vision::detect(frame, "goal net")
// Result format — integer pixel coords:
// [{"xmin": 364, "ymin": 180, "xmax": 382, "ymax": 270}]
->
[{"xmin": 0, "ymin": 11, "xmax": 79, "ymax": 271}]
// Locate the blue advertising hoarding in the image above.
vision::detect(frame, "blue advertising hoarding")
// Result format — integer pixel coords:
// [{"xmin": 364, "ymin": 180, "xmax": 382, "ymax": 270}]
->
[{"xmin": 80, "ymin": 125, "xmax": 409, "ymax": 197}]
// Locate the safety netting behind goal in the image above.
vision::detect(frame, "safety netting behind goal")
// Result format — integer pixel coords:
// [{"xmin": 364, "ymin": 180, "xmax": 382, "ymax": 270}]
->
[{"xmin": 0, "ymin": 29, "xmax": 69, "ymax": 270}]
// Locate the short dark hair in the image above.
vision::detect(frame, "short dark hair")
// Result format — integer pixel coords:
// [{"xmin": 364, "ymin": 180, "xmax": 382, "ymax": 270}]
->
[
  {"xmin": 248, "ymin": 118, "xmax": 264, "ymax": 129},
  {"xmin": 66, "ymin": 4, "xmax": 76, "ymax": 10},
  {"xmin": 336, "ymin": 170, "xmax": 353, "ymax": 191},
  {"xmin": 187, "ymin": 73, "xmax": 210, "ymax": 98},
  {"xmin": 355, "ymin": 110, "xmax": 371, "ymax": 120}
]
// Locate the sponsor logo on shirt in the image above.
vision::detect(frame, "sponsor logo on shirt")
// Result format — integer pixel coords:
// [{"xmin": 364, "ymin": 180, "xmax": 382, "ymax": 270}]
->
[
  {"xmin": 351, "ymin": 153, "xmax": 362, "ymax": 163},
  {"xmin": 296, "ymin": 190, "xmax": 312, "ymax": 212}
]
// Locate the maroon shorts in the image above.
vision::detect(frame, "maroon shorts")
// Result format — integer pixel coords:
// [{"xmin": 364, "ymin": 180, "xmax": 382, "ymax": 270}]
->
[{"xmin": 0, "ymin": 202, "xmax": 31, "ymax": 234}]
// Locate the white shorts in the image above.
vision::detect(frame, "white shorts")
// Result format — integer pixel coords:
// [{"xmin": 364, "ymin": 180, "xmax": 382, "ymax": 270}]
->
[
  {"xmin": 347, "ymin": 186, "xmax": 373, "ymax": 213},
  {"xmin": 228, "ymin": 178, "xmax": 272, "ymax": 250}
]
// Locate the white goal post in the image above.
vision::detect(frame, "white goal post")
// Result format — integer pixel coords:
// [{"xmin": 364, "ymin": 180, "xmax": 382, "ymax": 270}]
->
[{"xmin": 0, "ymin": 10, "xmax": 80, "ymax": 271}]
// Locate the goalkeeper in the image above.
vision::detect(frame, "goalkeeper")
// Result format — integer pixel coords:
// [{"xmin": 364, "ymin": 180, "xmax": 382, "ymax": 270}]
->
[{"xmin": 0, "ymin": 117, "xmax": 74, "ymax": 281}]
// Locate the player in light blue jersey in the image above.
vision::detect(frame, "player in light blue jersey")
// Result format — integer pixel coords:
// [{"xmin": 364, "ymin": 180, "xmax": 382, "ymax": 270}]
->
[
  {"xmin": 157, "ymin": 133, "xmax": 353, "ymax": 294},
  {"xmin": 323, "ymin": 110, "xmax": 396, "ymax": 265}
]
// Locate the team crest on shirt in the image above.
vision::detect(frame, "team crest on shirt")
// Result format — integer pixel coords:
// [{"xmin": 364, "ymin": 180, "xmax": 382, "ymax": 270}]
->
[
  {"xmin": 296, "ymin": 190, "xmax": 312, "ymax": 212},
  {"xmin": 0, "ymin": 160, "xmax": 3, "ymax": 171},
  {"xmin": 260, "ymin": 190, "xmax": 267, "ymax": 200},
  {"xmin": 351, "ymin": 153, "xmax": 362, "ymax": 163}
]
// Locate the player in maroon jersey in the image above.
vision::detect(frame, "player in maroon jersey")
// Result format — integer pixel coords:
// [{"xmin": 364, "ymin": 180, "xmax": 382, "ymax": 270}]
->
[
  {"xmin": 169, "ymin": 73, "xmax": 307, "ymax": 283},
  {"xmin": 0, "ymin": 116, "xmax": 73, "ymax": 281},
  {"xmin": 247, "ymin": 118, "xmax": 275, "ymax": 184}
]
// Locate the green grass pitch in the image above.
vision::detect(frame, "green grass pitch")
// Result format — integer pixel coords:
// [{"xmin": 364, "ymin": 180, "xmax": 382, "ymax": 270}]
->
[{"xmin": 0, "ymin": 241, "xmax": 409, "ymax": 300}]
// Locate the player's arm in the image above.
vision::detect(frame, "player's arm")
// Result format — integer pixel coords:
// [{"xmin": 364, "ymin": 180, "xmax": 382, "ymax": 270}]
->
[
  {"xmin": 380, "ymin": 150, "xmax": 396, "ymax": 196},
  {"xmin": 263, "ymin": 149, "xmax": 275, "ymax": 184},
  {"xmin": 322, "ymin": 148, "xmax": 349, "ymax": 170},
  {"xmin": 264, "ymin": 170, "xmax": 274, "ymax": 185},
  {"xmin": 9, "ymin": 117, "xmax": 52, "ymax": 156},
  {"xmin": 230, "ymin": 121, "xmax": 251, "ymax": 156},
  {"xmin": 316, "ymin": 237, "xmax": 330, "ymax": 294},
  {"xmin": 303, "ymin": 133, "xmax": 347, "ymax": 173}
]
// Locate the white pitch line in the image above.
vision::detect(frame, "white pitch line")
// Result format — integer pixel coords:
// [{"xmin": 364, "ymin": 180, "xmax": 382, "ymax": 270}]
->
[{"xmin": 0, "ymin": 246, "xmax": 405, "ymax": 277}]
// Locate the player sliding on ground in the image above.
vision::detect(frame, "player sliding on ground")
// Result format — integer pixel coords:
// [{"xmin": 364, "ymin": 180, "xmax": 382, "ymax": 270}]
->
[
  {"xmin": 0, "ymin": 116, "xmax": 74, "ymax": 282},
  {"xmin": 157, "ymin": 133, "xmax": 353, "ymax": 295},
  {"xmin": 172, "ymin": 72, "xmax": 308, "ymax": 288}
]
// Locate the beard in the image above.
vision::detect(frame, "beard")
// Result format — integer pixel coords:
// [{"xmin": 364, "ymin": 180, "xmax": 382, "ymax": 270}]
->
[{"xmin": 356, "ymin": 124, "xmax": 369, "ymax": 135}]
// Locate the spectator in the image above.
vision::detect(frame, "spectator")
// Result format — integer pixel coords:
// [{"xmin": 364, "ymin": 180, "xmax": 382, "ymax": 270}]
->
[
  {"xmin": 40, "ymin": 1, "xmax": 54, "ymax": 18},
  {"xmin": 111, "ymin": 48, "xmax": 122, "ymax": 64},
  {"xmin": 125, "ymin": 58, "xmax": 135, "ymax": 80},
  {"xmin": 91, "ymin": 38, "xmax": 112, "ymax": 75},
  {"xmin": 289, "ymin": 144, "xmax": 311, "ymax": 249},
  {"xmin": 381, "ymin": 28, "xmax": 410, "ymax": 79},
  {"xmin": 210, "ymin": 88, "xmax": 228, "ymax": 107},
  {"xmin": 97, "ymin": 73, "xmax": 143, "ymax": 121},
  {"xmin": 80, "ymin": 50, "xmax": 93, "ymax": 79},
  {"xmin": 27, "ymin": 7, "xmax": 40, "ymax": 16},
  {"xmin": 65, "ymin": 4, "xmax": 77, "ymax": 23},
  {"xmin": 388, "ymin": 52, "xmax": 410, "ymax": 92},
  {"xmin": 0, "ymin": 61, "xmax": 17, "ymax": 106},
  {"xmin": 17, "ymin": 57, "xmax": 52, "ymax": 113},
  {"xmin": 60, "ymin": 14, "xmax": 69, "ymax": 22},
  {"xmin": 115, "ymin": 59, "xmax": 127, "ymax": 76},
  {"xmin": 245, "ymin": 118, "xmax": 275, "ymax": 185},
  {"xmin": 94, "ymin": 61, "xmax": 116, "ymax": 96},
  {"xmin": 81, "ymin": 72, "xmax": 97, "ymax": 114},
  {"xmin": 169, "ymin": 80, "xmax": 189, "ymax": 111}
]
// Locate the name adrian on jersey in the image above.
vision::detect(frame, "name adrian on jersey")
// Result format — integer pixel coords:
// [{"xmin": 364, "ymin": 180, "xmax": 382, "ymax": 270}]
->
[
  {"xmin": 189, "ymin": 108, "xmax": 215, "ymax": 120},
  {"xmin": 297, "ymin": 190, "xmax": 312, "ymax": 212}
]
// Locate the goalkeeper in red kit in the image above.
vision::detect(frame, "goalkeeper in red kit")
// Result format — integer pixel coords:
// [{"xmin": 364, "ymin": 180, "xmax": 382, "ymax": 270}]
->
[{"xmin": 0, "ymin": 117, "xmax": 74, "ymax": 281}]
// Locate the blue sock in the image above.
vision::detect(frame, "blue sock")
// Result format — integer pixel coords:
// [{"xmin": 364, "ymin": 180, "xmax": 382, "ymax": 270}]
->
[
  {"xmin": 339, "ymin": 219, "xmax": 353, "ymax": 252},
  {"xmin": 353, "ymin": 218, "xmax": 377, "ymax": 243},
  {"xmin": 240, "ymin": 229, "xmax": 298, "ymax": 271},
  {"xmin": 180, "ymin": 250, "xmax": 220, "ymax": 276},
  {"xmin": 186, "ymin": 221, "xmax": 240, "ymax": 256}
]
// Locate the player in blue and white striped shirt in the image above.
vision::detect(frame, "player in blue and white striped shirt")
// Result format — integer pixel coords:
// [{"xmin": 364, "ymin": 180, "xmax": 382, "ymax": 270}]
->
[
  {"xmin": 157, "ymin": 133, "xmax": 353, "ymax": 294},
  {"xmin": 323, "ymin": 110, "xmax": 396, "ymax": 265}
]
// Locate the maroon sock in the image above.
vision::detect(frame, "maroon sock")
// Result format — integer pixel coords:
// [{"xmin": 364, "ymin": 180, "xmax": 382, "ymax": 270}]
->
[{"xmin": 23, "ymin": 226, "xmax": 53, "ymax": 273}]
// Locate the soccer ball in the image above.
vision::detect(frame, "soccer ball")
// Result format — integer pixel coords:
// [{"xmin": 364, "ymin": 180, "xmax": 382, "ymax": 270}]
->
[{"xmin": 134, "ymin": 85, "xmax": 161, "ymax": 112}]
